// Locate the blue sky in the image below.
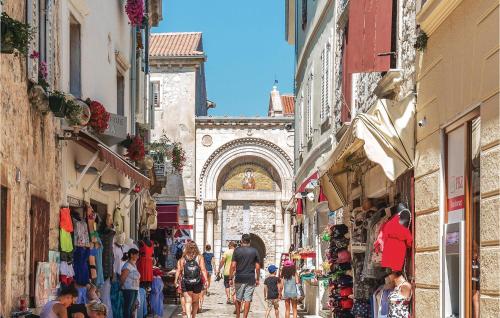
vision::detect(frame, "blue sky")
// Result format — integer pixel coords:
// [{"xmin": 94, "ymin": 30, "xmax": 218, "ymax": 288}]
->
[{"xmin": 152, "ymin": 0, "xmax": 295, "ymax": 116}]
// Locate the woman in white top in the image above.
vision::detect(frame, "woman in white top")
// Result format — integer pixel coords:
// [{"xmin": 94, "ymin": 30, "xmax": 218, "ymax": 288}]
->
[
  {"xmin": 40, "ymin": 285, "xmax": 78, "ymax": 318},
  {"xmin": 120, "ymin": 248, "xmax": 141, "ymax": 318}
]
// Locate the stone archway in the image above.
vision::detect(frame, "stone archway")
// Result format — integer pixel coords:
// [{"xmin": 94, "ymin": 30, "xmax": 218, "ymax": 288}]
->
[{"xmin": 250, "ymin": 233, "xmax": 266, "ymax": 267}]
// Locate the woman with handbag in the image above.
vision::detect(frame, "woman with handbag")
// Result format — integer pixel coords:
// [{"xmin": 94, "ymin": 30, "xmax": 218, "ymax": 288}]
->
[{"xmin": 281, "ymin": 260, "xmax": 302, "ymax": 318}]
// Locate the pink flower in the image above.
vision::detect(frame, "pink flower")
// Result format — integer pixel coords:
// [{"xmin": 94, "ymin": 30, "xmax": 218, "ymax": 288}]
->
[
  {"xmin": 125, "ymin": 0, "xmax": 144, "ymax": 26},
  {"xmin": 30, "ymin": 50, "xmax": 40, "ymax": 59},
  {"xmin": 39, "ymin": 61, "xmax": 48, "ymax": 80}
]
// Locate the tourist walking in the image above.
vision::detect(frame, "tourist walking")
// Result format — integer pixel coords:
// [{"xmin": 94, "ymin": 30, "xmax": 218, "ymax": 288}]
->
[
  {"xmin": 120, "ymin": 248, "xmax": 141, "ymax": 318},
  {"xmin": 200, "ymin": 244, "xmax": 215, "ymax": 310},
  {"xmin": 175, "ymin": 241, "xmax": 208, "ymax": 318},
  {"xmin": 216, "ymin": 241, "xmax": 236, "ymax": 304},
  {"xmin": 281, "ymin": 260, "xmax": 300, "ymax": 318},
  {"xmin": 230, "ymin": 234, "xmax": 260, "ymax": 318},
  {"xmin": 264, "ymin": 265, "xmax": 281, "ymax": 318}
]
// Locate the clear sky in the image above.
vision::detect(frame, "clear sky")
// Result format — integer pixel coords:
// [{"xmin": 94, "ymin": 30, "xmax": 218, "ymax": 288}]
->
[{"xmin": 152, "ymin": 0, "xmax": 295, "ymax": 116}]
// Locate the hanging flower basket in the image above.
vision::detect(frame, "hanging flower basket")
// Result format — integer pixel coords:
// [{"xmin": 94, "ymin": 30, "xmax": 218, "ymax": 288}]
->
[
  {"xmin": 125, "ymin": 0, "xmax": 144, "ymax": 26},
  {"xmin": 1, "ymin": 12, "xmax": 34, "ymax": 55},
  {"xmin": 122, "ymin": 134, "xmax": 145, "ymax": 162},
  {"xmin": 49, "ymin": 91, "xmax": 67, "ymax": 117},
  {"xmin": 87, "ymin": 100, "xmax": 110, "ymax": 134}
]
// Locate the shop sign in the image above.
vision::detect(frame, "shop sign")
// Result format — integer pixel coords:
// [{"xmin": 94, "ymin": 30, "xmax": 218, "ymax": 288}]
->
[
  {"xmin": 447, "ymin": 126, "xmax": 465, "ymax": 223},
  {"xmin": 67, "ymin": 196, "xmax": 84, "ymax": 207},
  {"xmin": 99, "ymin": 113, "xmax": 127, "ymax": 145}
]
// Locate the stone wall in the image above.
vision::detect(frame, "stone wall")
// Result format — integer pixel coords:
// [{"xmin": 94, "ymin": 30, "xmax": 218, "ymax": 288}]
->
[
  {"xmin": 222, "ymin": 201, "xmax": 277, "ymax": 267},
  {"xmin": 1, "ymin": 0, "xmax": 62, "ymax": 313}
]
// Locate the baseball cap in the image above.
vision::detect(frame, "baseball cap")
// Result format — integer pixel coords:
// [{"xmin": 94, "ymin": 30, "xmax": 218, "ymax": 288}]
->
[{"xmin": 268, "ymin": 265, "xmax": 278, "ymax": 273}]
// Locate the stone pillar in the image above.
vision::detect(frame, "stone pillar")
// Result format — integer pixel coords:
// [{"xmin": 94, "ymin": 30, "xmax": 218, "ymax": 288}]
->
[
  {"xmin": 283, "ymin": 209, "xmax": 291, "ymax": 252},
  {"xmin": 204, "ymin": 200, "xmax": 217, "ymax": 250}
]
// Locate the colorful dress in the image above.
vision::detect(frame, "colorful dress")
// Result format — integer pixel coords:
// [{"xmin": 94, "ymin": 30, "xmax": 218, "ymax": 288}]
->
[
  {"xmin": 137, "ymin": 241, "xmax": 154, "ymax": 282},
  {"xmin": 387, "ymin": 281, "xmax": 411, "ymax": 318}
]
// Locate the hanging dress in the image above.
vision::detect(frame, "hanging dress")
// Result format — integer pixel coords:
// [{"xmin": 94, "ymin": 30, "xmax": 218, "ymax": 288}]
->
[
  {"xmin": 150, "ymin": 276, "xmax": 164, "ymax": 317},
  {"xmin": 111, "ymin": 279, "xmax": 124, "ymax": 318},
  {"xmin": 99, "ymin": 228, "xmax": 115, "ymax": 280},
  {"xmin": 73, "ymin": 246, "xmax": 90, "ymax": 286},
  {"xmin": 137, "ymin": 241, "xmax": 154, "ymax": 282},
  {"xmin": 94, "ymin": 238, "xmax": 105, "ymax": 287},
  {"xmin": 387, "ymin": 281, "xmax": 412, "ymax": 318}
]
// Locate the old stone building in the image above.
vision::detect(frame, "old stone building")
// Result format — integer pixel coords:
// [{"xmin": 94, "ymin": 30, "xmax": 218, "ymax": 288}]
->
[
  {"xmin": 1, "ymin": 0, "xmax": 62, "ymax": 312},
  {"xmin": 195, "ymin": 86, "xmax": 295, "ymax": 266}
]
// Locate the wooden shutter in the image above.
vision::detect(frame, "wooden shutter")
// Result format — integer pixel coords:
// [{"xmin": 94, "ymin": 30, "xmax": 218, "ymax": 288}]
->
[
  {"xmin": 29, "ymin": 196, "xmax": 50, "ymax": 304},
  {"xmin": 341, "ymin": 30, "xmax": 352, "ymax": 123},
  {"xmin": 27, "ymin": 0, "xmax": 39, "ymax": 82},
  {"xmin": 347, "ymin": 0, "xmax": 393, "ymax": 73}
]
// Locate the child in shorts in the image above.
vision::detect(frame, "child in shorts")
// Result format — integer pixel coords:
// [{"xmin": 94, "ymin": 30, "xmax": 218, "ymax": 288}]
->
[{"xmin": 264, "ymin": 265, "xmax": 282, "ymax": 318}]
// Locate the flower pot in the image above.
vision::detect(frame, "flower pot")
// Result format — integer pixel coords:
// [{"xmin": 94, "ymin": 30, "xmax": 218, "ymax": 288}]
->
[
  {"xmin": 1, "ymin": 21, "xmax": 15, "ymax": 54},
  {"xmin": 49, "ymin": 95, "xmax": 67, "ymax": 117}
]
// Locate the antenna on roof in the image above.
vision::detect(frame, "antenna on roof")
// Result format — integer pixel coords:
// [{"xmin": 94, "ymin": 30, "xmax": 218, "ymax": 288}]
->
[{"xmin": 273, "ymin": 75, "xmax": 278, "ymax": 91}]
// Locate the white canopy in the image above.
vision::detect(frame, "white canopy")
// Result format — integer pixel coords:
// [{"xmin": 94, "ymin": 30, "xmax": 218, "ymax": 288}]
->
[{"xmin": 317, "ymin": 94, "xmax": 416, "ymax": 211}]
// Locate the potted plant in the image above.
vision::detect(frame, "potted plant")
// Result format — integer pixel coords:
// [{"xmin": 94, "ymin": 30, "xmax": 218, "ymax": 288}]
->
[
  {"xmin": 65, "ymin": 98, "xmax": 84, "ymax": 127},
  {"xmin": 123, "ymin": 135, "xmax": 145, "ymax": 162},
  {"xmin": 125, "ymin": 0, "xmax": 144, "ymax": 26},
  {"xmin": 171, "ymin": 142, "xmax": 186, "ymax": 173},
  {"xmin": 1, "ymin": 12, "xmax": 34, "ymax": 55},
  {"xmin": 87, "ymin": 100, "xmax": 110, "ymax": 134},
  {"xmin": 49, "ymin": 91, "xmax": 67, "ymax": 117}
]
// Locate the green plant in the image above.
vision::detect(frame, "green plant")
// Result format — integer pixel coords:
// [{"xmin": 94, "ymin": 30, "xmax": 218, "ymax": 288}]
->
[
  {"xmin": 414, "ymin": 30, "xmax": 428, "ymax": 52},
  {"xmin": 147, "ymin": 133, "xmax": 172, "ymax": 163},
  {"xmin": 171, "ymin": 142, "xmax": 186, "ymax": 173},
  {"xmin": 65, "ymin": 98, "xmax": 83, "ymax": 126},
  {"xmin": 1, "ymin": 12, "xmax": 34, "ymax": 55}
]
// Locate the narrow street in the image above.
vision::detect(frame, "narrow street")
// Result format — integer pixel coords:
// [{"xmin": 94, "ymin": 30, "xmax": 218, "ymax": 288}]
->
[{"xmin": 169, "ymin": 280, "xmax": 306, "ymax": 318}]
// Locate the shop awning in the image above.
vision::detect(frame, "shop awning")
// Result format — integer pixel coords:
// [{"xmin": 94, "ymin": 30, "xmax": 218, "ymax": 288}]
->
[
  {"xmin": 77, "ymin": 132, "xmax": 151, "ymax": 188},
  {"xmin": 156, "ymin": 204, "xmax": 179, "ymax": 228},
  {"xmin": 317, "ymin": 95, "xmax": 415, "ymax": 210},
  {"xmin": 296, "ymin": 171, "xmax": 318, "ymax": 193}
]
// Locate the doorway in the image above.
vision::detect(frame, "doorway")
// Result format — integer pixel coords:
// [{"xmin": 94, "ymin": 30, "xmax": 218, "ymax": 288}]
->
[{"xmin": 249, "ymin": 233, "xmax": 266, "ymax": 267}]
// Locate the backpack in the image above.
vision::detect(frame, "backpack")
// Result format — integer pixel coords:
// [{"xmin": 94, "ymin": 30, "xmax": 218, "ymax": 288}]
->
[{"xmin": 183, "ymin": 256, "xmax": 201, "ymax": 285}]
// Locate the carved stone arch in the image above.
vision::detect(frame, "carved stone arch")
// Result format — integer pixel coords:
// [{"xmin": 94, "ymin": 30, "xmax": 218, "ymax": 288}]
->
[{"xmin": 199, "ymin": 138, "xmax": 293, "ymax": 202}]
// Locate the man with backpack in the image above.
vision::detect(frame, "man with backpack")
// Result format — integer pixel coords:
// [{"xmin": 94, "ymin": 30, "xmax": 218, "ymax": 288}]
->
[
  {"xmin": 230, "ymin": 234, "xmax": 261, "ymax": 318},
  {"xmin": 175, "ymin": 241, "xmax": 208, "ymax": 318}
]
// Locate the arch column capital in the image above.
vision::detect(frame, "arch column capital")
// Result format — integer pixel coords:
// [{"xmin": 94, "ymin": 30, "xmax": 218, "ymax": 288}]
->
[{"xmin": 204, "ymin": 201, "xmax": 217, "ymax": 211}]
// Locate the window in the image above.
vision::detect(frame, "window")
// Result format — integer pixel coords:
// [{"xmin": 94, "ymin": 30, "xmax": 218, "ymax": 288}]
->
[
  {"xmin": 38, "ymin": 0, "xmax": 47, "ymax": 62},
  {"xmin": 69, "ymin": 16, "xmax": 81, "ymax": 97},
  {"xmin": 443, "ymin": 111, "xmax": 480, "ymax": 318},
  {"xmin": 299, "ymin": 94, "xmax": 305, "ymax": 150},
  {"xmin": 152, "ymin": 81, "xmax": 160, "ymax": 108},
  {"xmin": 117, "ymin": 72, "xmax": 125, "ymax": 116},
  {"xmin": 341, "ymin": 27, "xmax": 352, "ymax": 123},
  {"xmin": 320, "ymin": 42, "xmax": 331, "ymax": 122},
  {"xmin": 305, "ymin": 73, "xmax": 313, "ymax": 139},
  {"xmin": 29, "ymin": 196, "xmax": 50, "ymax": 306}
]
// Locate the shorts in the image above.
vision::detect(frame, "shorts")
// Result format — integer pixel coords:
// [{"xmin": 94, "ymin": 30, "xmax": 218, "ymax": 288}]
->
[
  {"xmin": 235, "ymin": 283, "xmax": 255, "ymax": 302},
  {"xmin": 224, "ymin": 275, "xmax": 231, "ymax": 289},
  {"xmin": 266, "ymin": 299, "xmax": 279, "ymax": 309},
  {"xmin": 181, "ymin": 281, "xmax": 203, "ymax": 294}
]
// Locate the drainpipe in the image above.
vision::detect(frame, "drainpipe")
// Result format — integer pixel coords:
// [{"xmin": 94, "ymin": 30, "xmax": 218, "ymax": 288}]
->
[{"xmin": 130, "ymin": 26, "xmax": 137, "ymax": 239}]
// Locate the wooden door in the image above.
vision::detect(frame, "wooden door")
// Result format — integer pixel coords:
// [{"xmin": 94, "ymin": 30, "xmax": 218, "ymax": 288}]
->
[{"xmin": 29, "ymin": 196, "xmax": 50, "ymax": 305}]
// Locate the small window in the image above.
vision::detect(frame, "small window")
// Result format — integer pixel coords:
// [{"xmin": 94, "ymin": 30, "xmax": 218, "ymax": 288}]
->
[
  {"xmin": 320, "ymin": 42, "xmax": 331, "ymax": 122},
  {"xmin": 69, "ymin": 16, "xmax": 81, "ymax": 97},
  {"xmin": 117, "ymin": 72, "xmax": 125, "ymax": 116},
  {"xmin": 152, "ymin": 81, "xmax": 160, "ymax": 108},
  {"xmin": 38, "ymin": 0, "xmax": 47, "ymax": 62}
]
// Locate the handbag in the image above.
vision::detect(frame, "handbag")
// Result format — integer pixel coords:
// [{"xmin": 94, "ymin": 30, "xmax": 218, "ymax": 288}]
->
[{"xmin": 296, "ymin": 283, "xmax": 305, "ymax": 300}]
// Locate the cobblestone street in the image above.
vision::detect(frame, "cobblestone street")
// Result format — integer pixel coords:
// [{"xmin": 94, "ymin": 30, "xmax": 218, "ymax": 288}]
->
[{"xmin": 168, "ymin": 278, "xmax": 307, "ymax": 318}]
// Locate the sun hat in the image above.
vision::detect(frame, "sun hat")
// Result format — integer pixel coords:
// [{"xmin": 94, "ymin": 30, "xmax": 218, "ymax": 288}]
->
[
  {"xmin": 336, "ymin": 249, "xmax": 351, "ymax": 264},
  {"xmin": 268, "ymin": 264, "xmax": 278, "ymax": 273},
  {"xmin": 283, "ymin": 260, "xmax": 294, "ymax": 267}
]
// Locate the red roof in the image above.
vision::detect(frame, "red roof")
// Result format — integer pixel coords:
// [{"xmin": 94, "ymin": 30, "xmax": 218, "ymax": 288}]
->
[
  {"xmin": 281, "ymin": 95, "xmax": 294, "ymax": 115},
  {"xmin": 150, "ymin": 32, "xmax": 204, "ymax": 57}
]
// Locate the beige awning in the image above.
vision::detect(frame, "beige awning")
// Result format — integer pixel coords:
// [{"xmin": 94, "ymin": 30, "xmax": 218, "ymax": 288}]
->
[{"xmin": 317, "ymin": 94, "xmax": 416, "ymax": 210}]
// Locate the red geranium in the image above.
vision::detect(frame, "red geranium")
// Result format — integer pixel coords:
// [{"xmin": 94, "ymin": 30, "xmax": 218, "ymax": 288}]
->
[
  {"xmin": 126, "ymin": 135, "xmax": 145, "ymax": 162},
  {"xmin": 88, "ymin": 100, "xmax": 110, "ymax": 134}
]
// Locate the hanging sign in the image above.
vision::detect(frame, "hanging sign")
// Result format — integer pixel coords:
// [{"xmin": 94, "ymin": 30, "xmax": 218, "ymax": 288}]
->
[{"xmin": 446, "ymin": 126, "xmax": 465, "ymax": 223}]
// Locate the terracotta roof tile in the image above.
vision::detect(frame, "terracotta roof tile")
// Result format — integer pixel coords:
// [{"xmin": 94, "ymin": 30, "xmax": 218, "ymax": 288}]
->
[
  {"xmin": 281, "ymin": 95, "xmax": 294, "ymax": 115},
  {"xmin": 150, "ymin": 32, "xmax": 204, "ymax": 57}
]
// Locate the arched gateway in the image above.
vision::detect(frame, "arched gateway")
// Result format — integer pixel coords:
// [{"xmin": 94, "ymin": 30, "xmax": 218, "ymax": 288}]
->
[{"xmin": 195, "ymin": 117, "xmax": 294, "ymax": 267}]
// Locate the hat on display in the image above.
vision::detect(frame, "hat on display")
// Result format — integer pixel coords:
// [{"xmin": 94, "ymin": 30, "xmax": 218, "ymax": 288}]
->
[
  {"xmin": 283, "ymin": 260, "xmax": 294, "ymax": 267},
  {"xmin": 340, "ymin": 298, "xmax": 354, "ymax": 310},
  {"xmin": 332, "ymin": 224, "xmax": 349, "ymax": 238},
  {"xmin": 337, "ymin": 275, "xmax": 353, "ymax": 287},
  {"xmin": 268, "ymin": 265, "xmax": 278, "ymax": 273},
  {"xmin": 336, "ymin": 249, "xmax": 351, "ymax": 264},
  {"xmin": 340, "ymin": 287, "xmax": 353, "ymax": 297}
]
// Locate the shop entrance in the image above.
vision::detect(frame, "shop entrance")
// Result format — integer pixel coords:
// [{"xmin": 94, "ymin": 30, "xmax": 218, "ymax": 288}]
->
[{"xmin": 249, "ymin": 233, "xmax": 266, "ymax": 267}]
